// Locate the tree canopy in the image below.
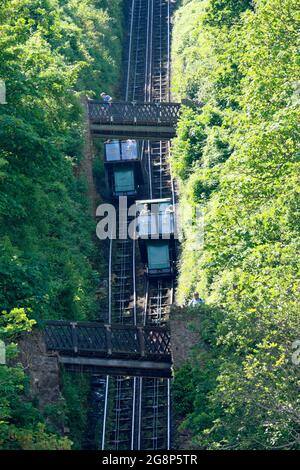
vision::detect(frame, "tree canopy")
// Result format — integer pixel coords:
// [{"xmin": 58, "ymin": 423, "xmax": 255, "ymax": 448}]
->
[
  {"xmin": 172, "ymin": 0, "xmax": 300, "ymax": 449},
  {"xmin": 0, "ymin": 0, "xmax": 123, "ymax": 449}
]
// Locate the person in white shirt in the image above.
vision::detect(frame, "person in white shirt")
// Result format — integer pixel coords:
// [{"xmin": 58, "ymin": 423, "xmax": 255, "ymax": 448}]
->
[
  {"xmin": 101, "ymin": 92, "xmax": 112, "ymax": 107},
  {"xmin": 140, "ymin": 203, "xmax": 150, "ymax": 215},
  {"xmin": 165, "ymin": 204, "xmax": 174, "ymax": 214},
  {"xmin": 188, "ymin": 292, "xmax": 205, "ymax": 306}
]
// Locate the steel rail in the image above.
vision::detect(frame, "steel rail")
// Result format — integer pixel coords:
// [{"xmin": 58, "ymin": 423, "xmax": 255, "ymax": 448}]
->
[
  {"xmin": 108, "ymin": 239, "xmax": 113, "ymax": 324},
  {"xmin": 167, "ymin": 0, "xmax": 171, "ymax": 101},
  {"xmin": 131, "ymin": 376, "xmax": 137, "ymax": 449},
  {"xmin": 137, "ymin": 376, "xmax": 143, "ymax": 450},
  {"xmin": 125, "ymin": 0, "xmax": 135, "ymax": 101},
  {"xmin": 142, "ymin": 0, "xmax": 174, "ymax": 451},
  {"xmin": 130, "ymin": 0, "xmax": 152, "ymax": 449},
  {"xmin": 105, "ymin": 0, "xmax": 149, "ymax": 450},
  {"xmin": 167, "ymin": 378, "xmax": 171, "ymax": 450},
  {"xmin": 132, "ymin": 0, "xmax": 143, "ymax": 101},
  {"xmin": 101, "ymin": 375, "xmax": 109, "ymax": 450},
  {"xmin": 103, "ymin": 0, "xmax": 174, "ymax": 450}
]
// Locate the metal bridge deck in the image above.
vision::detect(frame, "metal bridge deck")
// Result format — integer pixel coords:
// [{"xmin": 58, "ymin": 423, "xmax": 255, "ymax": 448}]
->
[
  {"xmin": 58, "ymin": 357, "xmax": 172, "ymax": 378},
  {"xmin": 88, "ymin": 100, "xmax": 180, "ymax": 139},
  {"xmin": 45, "ymin": 321, "xmax": 172, "ymax": 377}
]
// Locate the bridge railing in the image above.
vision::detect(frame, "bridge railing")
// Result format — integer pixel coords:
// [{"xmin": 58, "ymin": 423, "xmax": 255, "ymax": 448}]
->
[
  {"xmin": 87, "ymin": 100, "xmax": 181, "ymax": 127},
  {"xmin": 45, "ymin": 321, "xmax": 171, "ymax": 361}
]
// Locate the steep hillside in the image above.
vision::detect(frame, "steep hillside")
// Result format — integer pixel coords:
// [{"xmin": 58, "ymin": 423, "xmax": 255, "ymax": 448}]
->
[
  {"xmin": 171, "ymin": 0, "xmax": 300, "ymax": 449},
  {"xmin": 0, "ymin": 0, "xmax": 123, "ymax": 449}
]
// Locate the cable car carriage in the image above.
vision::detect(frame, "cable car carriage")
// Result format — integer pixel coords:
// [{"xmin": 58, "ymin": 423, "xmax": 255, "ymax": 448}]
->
[
  {"xmin": 104, "ymin": 140, "xmax": 144, "ymax": 198},
  {"xmin": 135, "ymin": 198, "xmax": 176, "ymax": 278}
]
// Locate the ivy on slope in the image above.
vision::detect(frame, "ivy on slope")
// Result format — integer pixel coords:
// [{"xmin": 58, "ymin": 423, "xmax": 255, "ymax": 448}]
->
[
  {"xmin": 171, "ymin": 0, "xmax": 300, "ymax": 449},
  {"xmin": 0, "ymin": 0, "xmax": 123, "ymax": 449},
  {"xmin": 0, "ymin": 308, "xmax": 72, "ymax": 449}
]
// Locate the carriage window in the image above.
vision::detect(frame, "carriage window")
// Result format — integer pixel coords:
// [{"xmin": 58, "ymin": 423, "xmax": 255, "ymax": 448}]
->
[
  {"xmin": 114, "ymin": 168, "xmax": 135, "ymax": 193},
  {"xmin": 137, "ymin": 201, "xmax": 174, "ymax": 236},
  {"xmin": 158, "ymin": 202, "xmax": 170, "ymax": 212},
  {"xmin": 105, "ymin": 140, "xmax": 120, "ymax": 161},
  {"xmin": 138, "ymin": 214, "xmax": 158, "ymax": 237},
  {"xmin": 160, "ymin": 212, "xmax": 174, "ymax": 235},
  {"xmin": 147, "ymin": 241, "xmax": 170, "ymax": 271},
  {"xmin": 121, "ymin": 140, "xmax": 138, "ymax": 160}
]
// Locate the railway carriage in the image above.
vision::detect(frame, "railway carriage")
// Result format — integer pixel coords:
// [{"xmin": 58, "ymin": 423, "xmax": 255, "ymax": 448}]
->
[
  {"xmin": 135, "ymin": 198, "xmax": 176, "ymax": 278},
  {"xmin": 104, "ymin": 140, "xmax": 144, "ymax": 198}
]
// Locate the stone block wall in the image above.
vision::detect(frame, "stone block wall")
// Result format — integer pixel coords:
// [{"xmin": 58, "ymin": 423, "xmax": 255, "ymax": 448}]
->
[
  {"xmin": 18, "ymin": 330, "xmax": 63, "ymax": 409},
  {"xmin": 170, "ymin": 306, "xmax": 201, "ymax": 369}
]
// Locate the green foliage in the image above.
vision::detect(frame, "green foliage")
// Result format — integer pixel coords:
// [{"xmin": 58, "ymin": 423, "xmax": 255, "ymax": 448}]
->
[
  {"xmin": 0, "ymin": 307, "xmax": 36, "ymax": 335},
  {"xmin": 172, "ymin": 0, "xmax": 300, "ymax": 449},
  {"xmin": 0, "ymin": 0, "xmax": 123, "ymax": 449},
  {"xmin": 171, "ymin": 108, "xmax": 207, "ymax": 180},
  {"xmin": 61, "ymin": 372, "xmax": 90, "ymax": 449},
  {"xmin": 0, "ymin": 308, "xmax": 71, "ymax": 449},
  {"xmin": 173, "ymin": 364, "xmax": 197, "ymax": 419},
  {"xmin": 0, "ymin": 0, "xmax": 123, "ymax": 323},
  {"xmin": 205, "ymin": 0, "xmax": 253, "ymax": 27}
]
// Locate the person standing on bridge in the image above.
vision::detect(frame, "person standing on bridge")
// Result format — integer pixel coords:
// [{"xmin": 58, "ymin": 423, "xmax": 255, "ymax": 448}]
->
[{"xmin": 101, "ymin": 92, "xmax": 112, "ymax": 108}]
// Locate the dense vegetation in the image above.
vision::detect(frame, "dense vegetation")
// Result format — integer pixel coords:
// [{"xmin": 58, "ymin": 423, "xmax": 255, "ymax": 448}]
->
[
  {"xmin": 0, "ymin": 308, "xmax": 71, "ymax": 448},
  {"xmin": 0, "ymin": 0, "xmax": 123, "ymax": 449},
  {"xmin": 171, "ymin": 0, "xmax": 300, "ymax": 449}
]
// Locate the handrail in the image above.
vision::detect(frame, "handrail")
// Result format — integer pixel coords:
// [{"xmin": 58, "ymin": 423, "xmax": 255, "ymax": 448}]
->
[
  {"xmin": 88, "ymin": 99, "xmax": 181, "ymax": 106},
  {"xmin": 87, "ymin": 100, "xmax": 181, "ymax": 126},
  {"xmin": 44, "ymin": 321, "xmax": 171, "ymax": 360}
]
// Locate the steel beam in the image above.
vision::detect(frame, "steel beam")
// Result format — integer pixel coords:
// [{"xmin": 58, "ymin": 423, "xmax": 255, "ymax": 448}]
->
[{"xmin": 59, "ymin": 356, "xmax": 172, "ymax": 378}]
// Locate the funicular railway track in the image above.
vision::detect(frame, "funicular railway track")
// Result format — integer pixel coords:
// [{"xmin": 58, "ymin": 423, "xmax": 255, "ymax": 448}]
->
[
  {"xmin": 100, "ymin": 0, "xmax": 175, "ymax": 450},
  {"xmin": 140, "ymin": 0, "xmax": 174, "ymax": 442},
  {"xmin": 110, "ymin": 207, "xmax": 136, "ymax": 325}
]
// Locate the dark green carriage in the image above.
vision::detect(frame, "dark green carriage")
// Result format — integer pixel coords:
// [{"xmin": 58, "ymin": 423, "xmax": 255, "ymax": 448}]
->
[
  {"xmin": 113, "ymin": 166, "xmax": 135, "ymax": 195},
  {"xmin": 146, "ymin": 241, "xmax": 172, "ymax": 277},
  {"xmin": 104, "ymin": 140, "xmax": 143, "ymax": 198}
]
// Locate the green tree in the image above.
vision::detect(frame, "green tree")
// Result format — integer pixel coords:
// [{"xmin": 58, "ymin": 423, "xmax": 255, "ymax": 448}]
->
[
  {"xmin": 0, "ymin": 308, "xmax": 72, "ymax": 449},
  {"xmin": 0, "ymin": 0, "xmax": 124, "ymax": 448},
  {"xmin": 172, "ymin": 0, "xmax": 300, "ymax": 449}
]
